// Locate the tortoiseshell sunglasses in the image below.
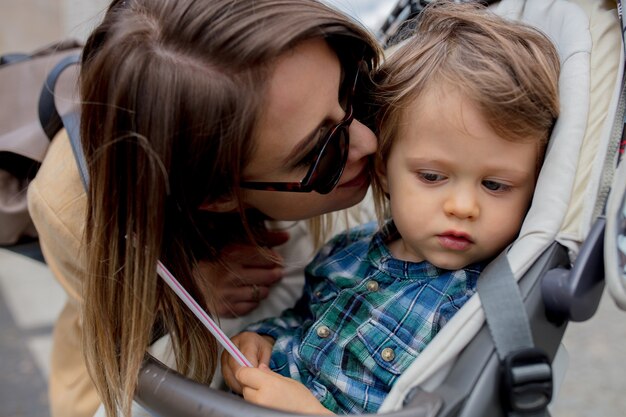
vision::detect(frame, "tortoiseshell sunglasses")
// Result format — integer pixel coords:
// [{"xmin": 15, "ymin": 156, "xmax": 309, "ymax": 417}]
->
[{"xmin": 240, "ymin": 60, "xmax": 366, "ymax": 194}]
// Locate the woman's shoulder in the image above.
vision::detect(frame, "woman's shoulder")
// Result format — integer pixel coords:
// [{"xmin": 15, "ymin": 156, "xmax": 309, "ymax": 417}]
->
[{"xmin": 28, "ymin": 129, "xmax": 86, "ymax": 224}]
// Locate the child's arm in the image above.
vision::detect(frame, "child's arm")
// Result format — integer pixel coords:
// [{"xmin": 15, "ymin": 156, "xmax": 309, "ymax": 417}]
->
[
  {"xmin": 236, "ymin": 364, "xmax": 334, "ymax": 415},
  {"xmin": 221, "ymin": 331, "xmax": 275, "ymax": 393}
]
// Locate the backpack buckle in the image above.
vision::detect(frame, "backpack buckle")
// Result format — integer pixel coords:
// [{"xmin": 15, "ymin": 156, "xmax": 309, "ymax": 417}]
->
[{"xmin": 501, "ymin": 348, "xmax": 553, "ymax": 414}]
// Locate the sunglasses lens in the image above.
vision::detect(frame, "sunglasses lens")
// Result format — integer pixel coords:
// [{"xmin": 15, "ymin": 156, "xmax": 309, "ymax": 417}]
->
[
  {"xmin": 240, "ymin": 60, "xmax": 362, "ymax": 194},
  {"xmin": 313, "ymin": 128, "xmax": 349, "ymax": 194}
]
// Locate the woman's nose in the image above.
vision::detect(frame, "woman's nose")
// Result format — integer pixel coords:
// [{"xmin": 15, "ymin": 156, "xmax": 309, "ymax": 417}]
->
[
  {"xmin": 443, "ymin": 188, "xmax": 480, "ymax": 220},
  {"xmin": 347, "ymin": 119, "xmax": 377, "ymax": 162}
]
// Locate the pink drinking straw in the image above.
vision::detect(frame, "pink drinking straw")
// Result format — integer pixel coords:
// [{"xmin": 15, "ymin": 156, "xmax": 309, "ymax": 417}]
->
[{"xmin": 156, "ymin": 260, "xmax": 253, "ymax": 368}]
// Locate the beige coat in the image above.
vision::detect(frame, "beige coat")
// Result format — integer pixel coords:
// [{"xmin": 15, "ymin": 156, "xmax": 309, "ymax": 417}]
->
[{"xmin": 28, "ymin": 132, "xmax": 99, "ymax": 417}]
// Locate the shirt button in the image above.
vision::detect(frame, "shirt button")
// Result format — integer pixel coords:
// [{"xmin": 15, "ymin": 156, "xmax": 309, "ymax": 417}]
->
[
  {"xmin": 381, "ymin": 347, "xmax": 395, "ymax": 362},
  {"xmin": 316, "ymin": 325, "xmax": 331, "ymax": 338},
  {"xmin": 366, "ymin": 280, "xmax": 379, "ymax": 292},
  {"xmin": 314, "ymin": 291, "xmax": 322, "ymax": 298}
]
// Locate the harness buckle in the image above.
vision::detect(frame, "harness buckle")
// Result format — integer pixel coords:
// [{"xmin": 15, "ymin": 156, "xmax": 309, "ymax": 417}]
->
[{"xmin": 501, "ymin": 348, "xmax": 553, "ymax": 414}]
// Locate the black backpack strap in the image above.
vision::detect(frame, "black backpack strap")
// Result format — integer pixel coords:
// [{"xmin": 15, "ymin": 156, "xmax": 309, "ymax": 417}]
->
[
  {"xmin": 64, "ymin": 111, "xmax": 89, "ymax": 190},
  {"xmin": 37, "ymin": 53, "xmax": 89, "ymax": 188},
  {"xmin": 38, "ymin": 53, "xmax": 81, "ymax": 141},
  {"xmin": 0, "ymin": 53, "xmax": 30, "ymax": 66}
]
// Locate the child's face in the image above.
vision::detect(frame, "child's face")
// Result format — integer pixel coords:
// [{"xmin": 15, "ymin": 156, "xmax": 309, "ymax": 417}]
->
[{"xmin": 379, "ymin": 87, "xmax": 539, "ymax": 270}]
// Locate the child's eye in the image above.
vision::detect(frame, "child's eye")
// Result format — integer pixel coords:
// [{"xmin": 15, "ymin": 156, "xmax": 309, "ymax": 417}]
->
[
  {"xmin": 482, "ymin": 180, "xmax": 511, "ymax": 192},
  {"xmin": 418, "ymin": 172, "xmax": 447, "ymax": 183}
]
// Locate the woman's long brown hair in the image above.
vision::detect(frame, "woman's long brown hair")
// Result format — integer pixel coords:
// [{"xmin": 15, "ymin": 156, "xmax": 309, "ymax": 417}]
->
[{"xmin": 79, "ymin": 0, "xmax": 379, "ymax": 415}]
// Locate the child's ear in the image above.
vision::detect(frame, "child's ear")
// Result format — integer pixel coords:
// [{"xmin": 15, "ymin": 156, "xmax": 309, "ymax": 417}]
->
[
  {"xmin": 374, "ymin": 156, "xmax": 389, "ymax": 194},
  {"xmin": 198, "ymin": 195, "xmax": 239, "ymax": 213}
]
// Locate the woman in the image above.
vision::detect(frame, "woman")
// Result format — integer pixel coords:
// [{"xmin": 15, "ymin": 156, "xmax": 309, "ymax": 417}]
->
[{"xmin": 27, "ymin": 0, "xmax": 380, "ymax": 416}]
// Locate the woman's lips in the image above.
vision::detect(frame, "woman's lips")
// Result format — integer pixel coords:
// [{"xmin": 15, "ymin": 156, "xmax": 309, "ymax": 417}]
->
[
  {"xmin": 338, "ymin": 165, "xmax": 369, "ymax": 189},
  {"xmin": 437, "ymin": 232, "xmax": 473, "ymax": 251}
]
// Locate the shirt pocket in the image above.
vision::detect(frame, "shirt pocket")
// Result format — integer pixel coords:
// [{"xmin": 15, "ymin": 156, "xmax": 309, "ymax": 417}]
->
[
  {"xmin": 343, "ymin": 318, "xmax": 419, "ymax": 387},
  {"xmin": 308, "ymin": 282, "xmax": 339, "ymax": 315}
]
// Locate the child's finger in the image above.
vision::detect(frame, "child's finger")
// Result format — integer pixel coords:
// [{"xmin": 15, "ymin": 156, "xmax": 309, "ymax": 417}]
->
[
  {"xmin": 235, "ymin": 366, "xmax": 263, "ymax": 389},
  {"xmin": 259, "ymin": 347, "xmax": 272, "ymax": 367},
  {"xmin": 222, "ymin": 366, "xmax": 241, "ymax": 393},
  {"xmin": 239, "ymin": 344, "xmax": 260, "ymax": 367},
  {"xmin": 241, "ymin": 385, "xmax": 260, "ymax": 403},
  {"xmin": 220, "ymin": 351, "xmax": 243, "ymax": 393},
  {"xmin": 236, "ymin": 365, "xmax": 277, "ymax": 390}
]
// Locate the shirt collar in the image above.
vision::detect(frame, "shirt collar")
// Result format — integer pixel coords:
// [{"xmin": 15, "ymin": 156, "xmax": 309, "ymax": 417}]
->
[{"xmin": 367, "ymin": 220, "xmax": 484, "ymax": 280}]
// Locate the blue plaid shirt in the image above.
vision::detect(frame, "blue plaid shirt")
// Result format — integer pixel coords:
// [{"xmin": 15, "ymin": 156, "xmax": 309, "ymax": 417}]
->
[{"xmin": 246, "ymin": 222, "xmax": 482, "ymax": 414}]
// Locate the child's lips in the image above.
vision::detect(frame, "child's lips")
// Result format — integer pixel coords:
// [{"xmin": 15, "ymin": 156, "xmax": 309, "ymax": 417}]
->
[{"xmin": 437, "ymin": 232, "xmax": 473, "ymax": 251}]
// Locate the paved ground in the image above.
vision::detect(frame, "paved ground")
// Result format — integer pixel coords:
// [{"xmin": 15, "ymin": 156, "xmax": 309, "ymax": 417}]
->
[
  {"xmin": 550, "ymin": 291, "xmax": 626, "ymax": 416},
  {"xmin": 0, "ymin": 244, "xmax": 624, "ymax": 417},
  {"xmin": 0, "ymin": 245, "xmax": 63, "ymax": 417}
]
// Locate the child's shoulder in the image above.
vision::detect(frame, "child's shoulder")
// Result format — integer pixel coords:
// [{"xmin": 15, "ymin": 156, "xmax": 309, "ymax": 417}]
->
[
  {"xmin": 329, "ymin": 220, "xmax": 378, "ymax": 248},
  {"xmin": 306, "ymin": 221, "xmax": 379, "ymax": 277}
]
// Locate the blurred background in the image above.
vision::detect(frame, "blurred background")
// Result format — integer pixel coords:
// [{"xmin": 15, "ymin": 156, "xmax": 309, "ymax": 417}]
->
[
  {"xmin": 0, "ymin": 0, "xmax": 109, "ymax": 54},
  {"xmin": 1, "ymin": 1, "xmax": 624, "ymax": 416},
  {"xmin": 0, "ymin": 0, "xmax": 391, "ymax": 54}
]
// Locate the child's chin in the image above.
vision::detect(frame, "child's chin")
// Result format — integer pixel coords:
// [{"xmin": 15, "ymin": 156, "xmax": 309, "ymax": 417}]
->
[{"xmin": 428, "ymin": 255, "xmax": 472, "ymax": 271}]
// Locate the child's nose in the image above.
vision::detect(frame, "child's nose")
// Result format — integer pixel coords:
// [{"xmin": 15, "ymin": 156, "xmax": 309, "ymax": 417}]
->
[{"xmin": 443, "ymin": 189, "xmax": 480, "ymax": 220}]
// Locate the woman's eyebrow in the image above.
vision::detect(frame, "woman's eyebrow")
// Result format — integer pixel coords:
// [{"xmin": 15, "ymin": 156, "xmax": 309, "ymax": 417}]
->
[{"xmin": 283, "ymin": 122, "xmax": 324, "ymax": 165}]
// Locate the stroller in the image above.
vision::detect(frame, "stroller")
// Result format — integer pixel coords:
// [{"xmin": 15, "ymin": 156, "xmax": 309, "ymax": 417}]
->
[{"xmin": 40, "ymin": 0, "xmax": 626, "ymax": 415}]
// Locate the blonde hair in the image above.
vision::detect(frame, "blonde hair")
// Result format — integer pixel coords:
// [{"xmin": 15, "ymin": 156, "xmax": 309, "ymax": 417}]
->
[
  {"xmin": 372, "ymin": 1, "xmax": 560, "ymax": 220},
  {"xmin": 79, "ymin": 0, "xmax": 379, "ymax": 415}
]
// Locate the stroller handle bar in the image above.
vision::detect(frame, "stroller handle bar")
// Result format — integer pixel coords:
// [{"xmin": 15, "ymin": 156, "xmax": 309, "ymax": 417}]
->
[{"xmin": 136, "ymin": 354, "xmax": 445, "ymax": 417}]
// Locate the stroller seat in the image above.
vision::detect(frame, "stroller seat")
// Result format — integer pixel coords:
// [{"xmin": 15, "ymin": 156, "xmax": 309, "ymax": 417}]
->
[{"xmin": 382, "ymin": 0, "xmax": 623, "ymax": 412}]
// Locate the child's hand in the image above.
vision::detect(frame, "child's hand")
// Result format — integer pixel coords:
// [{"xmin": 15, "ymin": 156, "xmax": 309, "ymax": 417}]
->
[
  {"xmin": 221, "ymin": 332, "xmax": 275, "ymax": 393},
  {"xmin": 236, "ymin": 364, "xmax": 334, "ymax": 415}
]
